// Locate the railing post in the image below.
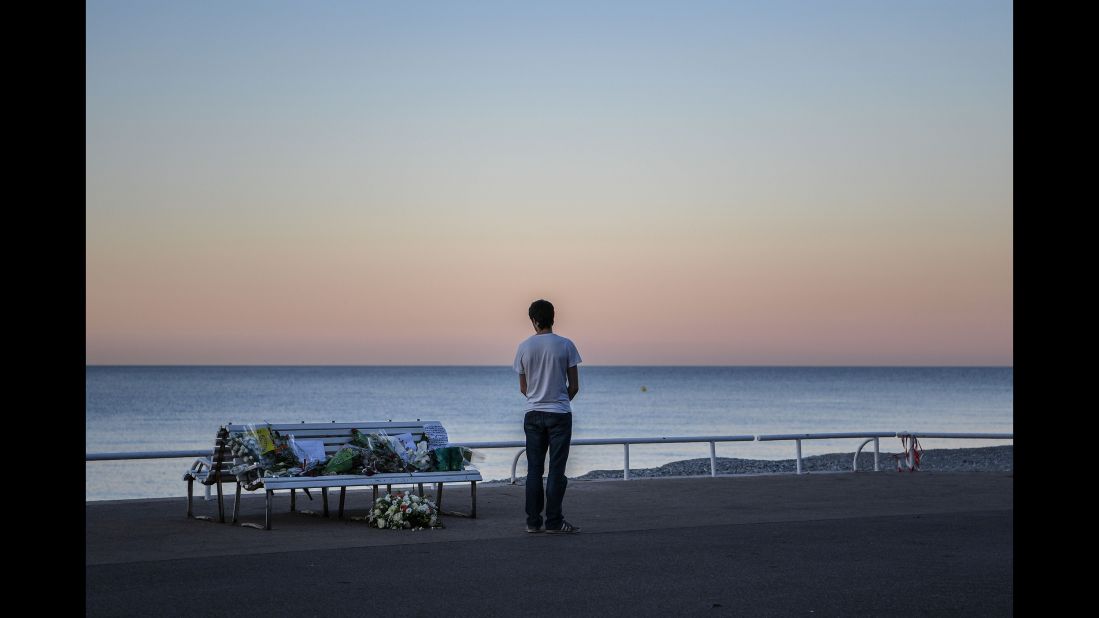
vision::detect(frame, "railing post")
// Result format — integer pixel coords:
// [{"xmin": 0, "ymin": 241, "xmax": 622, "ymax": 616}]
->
[
  {"xmin": 510, "ymin": 448, "xmax": 527, "ymax": 485},
  {"xmin": 874, "ymin": 437, "xmax": 880, "ymax": 472},
  {"xmin": 709, "ymin": 441, "xmax": 717, "ymax": 477},
  {"xmin": 853, "ymin": 438, "xmax": 873, "ymax": 471},
  {"xmin": 796, "ymin": 439, "xmax": 803, "ymax": 475},
  {"xmin": 623, "ymin": 443, "xmax": 630, "ymax": 480}
]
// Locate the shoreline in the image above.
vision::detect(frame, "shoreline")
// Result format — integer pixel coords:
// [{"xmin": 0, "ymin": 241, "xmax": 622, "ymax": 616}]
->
[{"xmin": 489, "ymin": 444, "xmax": 1013, "ymax": 484}]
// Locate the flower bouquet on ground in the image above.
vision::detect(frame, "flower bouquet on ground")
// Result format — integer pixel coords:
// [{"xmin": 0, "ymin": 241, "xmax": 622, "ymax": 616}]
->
[{"xmin": 363, "ymin": 491, "xmax": 443, "ymax": 530}]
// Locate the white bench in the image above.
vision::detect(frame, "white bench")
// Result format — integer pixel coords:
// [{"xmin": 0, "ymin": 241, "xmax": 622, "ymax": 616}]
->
[{"xmin": 185, "ymin": 421, "xmax": 481, "ymax": 530}]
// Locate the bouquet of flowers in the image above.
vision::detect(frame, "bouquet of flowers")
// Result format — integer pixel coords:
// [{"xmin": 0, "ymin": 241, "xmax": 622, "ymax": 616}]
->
[
  {"xmin": 322, "ymin": 445, "xmax": 361, "ymax": 475},
  {"xmin": 398, "ymin": 440, "xmax": 435, "ymax": 472},
  {"xmin": 364, "ymin": 491, "xmax": 442, "ymax": 530},
  {"xmin": 226, "ymin": 424, "xmax": 306, "ymax": 483},
  {"xmin": 354, "ymin": 430, "xmax": 410, "ymax": 474},
  {"xmin": 264, "ymin": 429, "xmax": 306, "ymax": 477}
]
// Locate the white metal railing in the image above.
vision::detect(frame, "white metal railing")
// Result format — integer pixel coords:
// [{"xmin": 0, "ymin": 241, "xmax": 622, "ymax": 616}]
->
[
  {"xmin": 755, "ymin": 432, "xmax": 897, "ymax": 475},
  {"xmin": 86, "ymin": 450, "xmax": 211, "ymax": 461},
  {"xmin": 86, "ymin": 431, "xmax": 1014, "ymax": 485},
  {"xmin": 464, "ymin": 435, "xmax": 757, "ymax": 483},
  {"xmin": 491, "ymin": 431, "xmax": 1013, "ymax": 482}
]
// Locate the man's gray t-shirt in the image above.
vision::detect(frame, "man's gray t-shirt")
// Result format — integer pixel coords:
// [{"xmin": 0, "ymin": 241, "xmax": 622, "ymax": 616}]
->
[{"xmin": 513, "ymin": 333, "xmax": 582, "ymax": 413}]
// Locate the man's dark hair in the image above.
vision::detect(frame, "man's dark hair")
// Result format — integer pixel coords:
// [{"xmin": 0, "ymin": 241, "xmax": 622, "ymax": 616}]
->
[{"xmin": 528, "ymin": 299, "xmax": 555, "ymax": 329}]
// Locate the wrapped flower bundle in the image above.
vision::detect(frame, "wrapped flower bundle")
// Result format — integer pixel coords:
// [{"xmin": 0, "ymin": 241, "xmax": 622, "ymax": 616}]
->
[
  {"xmin": 433, "ymin": 446, "xmax": 473, "ymax": 472},
  {"xmin": 394, "ymin": 439, "xmax": 435, "ymax": 472},
  {"xmin": 353, "ymin": 430, "xmax": 414, "ymax": 474},
  {"xmin": 225, "ymin": 424, "xmax": 307, "ymax": 483},
  {"xmin": 322, "ymin": 445, "xmax": 359, "ymax": 475},
  {"xmin": 264, "ymin": 430, "xmax": 305, "ymax": 477}
]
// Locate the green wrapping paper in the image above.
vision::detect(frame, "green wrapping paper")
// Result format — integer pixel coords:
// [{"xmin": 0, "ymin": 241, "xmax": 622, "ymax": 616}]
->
[
  {"xmin": 433, "ymin": 446, "xmax": 471, "ymax": 471},
  {"xmin": 323, "ymin": 446, "xmax": 357, "ymax": 475}
]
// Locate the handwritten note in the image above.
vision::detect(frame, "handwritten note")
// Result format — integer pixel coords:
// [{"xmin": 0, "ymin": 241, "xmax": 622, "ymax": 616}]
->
[
  {"xmin": 423, "ymin": 422, "xmax": 449, "ymax": 449},
  {"xmin": 394, "ymin": 433, "xmax": 416, "ymax": 451}
]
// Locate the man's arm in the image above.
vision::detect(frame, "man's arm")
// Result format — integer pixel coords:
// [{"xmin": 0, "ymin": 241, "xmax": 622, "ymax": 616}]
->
[
  {"xmin": 567, "ymin": 365, "xmax": 579, "ymax": 400},
  {"xmin": 519, "ymin": 373, "xmax": 527, "ymax": 396}
]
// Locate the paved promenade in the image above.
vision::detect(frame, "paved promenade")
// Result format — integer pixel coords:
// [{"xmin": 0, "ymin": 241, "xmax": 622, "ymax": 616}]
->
[{"xmin": 87, "ymin": 471, "xmax": 1012, "ymax": 617}]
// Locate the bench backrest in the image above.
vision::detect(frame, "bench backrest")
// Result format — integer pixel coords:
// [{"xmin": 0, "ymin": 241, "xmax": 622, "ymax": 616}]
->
[{"xmin": 223, "ymin": 421, "xmax": 443, "ymax": 459}]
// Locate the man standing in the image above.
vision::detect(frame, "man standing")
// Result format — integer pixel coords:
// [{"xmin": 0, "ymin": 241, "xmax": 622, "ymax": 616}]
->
[{"xmin": 513, "ymin": 299, "xmax": 582, "ymax": 534}]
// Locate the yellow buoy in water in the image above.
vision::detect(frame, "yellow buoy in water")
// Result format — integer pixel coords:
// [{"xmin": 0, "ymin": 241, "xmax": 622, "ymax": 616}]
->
[{"xmin": 640, "ymin": 385, "xmax": 648, "ymax": 392}]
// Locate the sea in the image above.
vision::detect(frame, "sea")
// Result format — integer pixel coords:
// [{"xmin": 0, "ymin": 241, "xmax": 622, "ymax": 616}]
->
[{"xmin": 86, "ymin": 366, "xmax": 1013, "ymax": 501}]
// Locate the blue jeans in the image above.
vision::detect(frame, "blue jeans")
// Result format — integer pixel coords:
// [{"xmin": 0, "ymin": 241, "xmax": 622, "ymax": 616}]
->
[{"xmin": 524, "ymin": 410, "xmax": 573, "ymax": 529}]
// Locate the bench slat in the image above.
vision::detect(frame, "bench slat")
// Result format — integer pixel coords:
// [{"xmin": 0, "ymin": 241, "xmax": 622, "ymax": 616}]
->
[
  {"xmin": 257, "ymin": 470, "xmax": 480, "ymax": 490},
  {"xmin": 272, "ymin": 428, "xmax": 426, "ymax": 438},
  {"xmin": 226, "ymin": 421, "xmax": 441, "ymax": 432},
  {"xmin": 260, "ymin": 477, "xmax": 411, "ymax": 490},
  {"xmin": 409, "ymin": 472, "xmax": 482, "ymax": 483}
]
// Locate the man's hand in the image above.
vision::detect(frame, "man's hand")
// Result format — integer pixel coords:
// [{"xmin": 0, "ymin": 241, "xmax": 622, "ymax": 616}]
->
[{"xmin": 567, "ymin": 365, "xmax": 579, "ymax": 401}]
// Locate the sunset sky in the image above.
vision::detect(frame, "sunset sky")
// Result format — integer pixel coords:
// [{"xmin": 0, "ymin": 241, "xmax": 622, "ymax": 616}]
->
[{"xmin": 86, "ymin": 1, "xmax": 1012, "ymax": 366}]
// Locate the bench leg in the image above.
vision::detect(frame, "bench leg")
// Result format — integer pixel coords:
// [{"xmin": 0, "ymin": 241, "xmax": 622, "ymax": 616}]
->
[
  {"xmin": 290, "ymin": 488, "xmax": 296, "ymax": 512},
  {"xmin": 322, "ymin": 488, "xmax": 329, "ymax": 517},
  {"xmin": 232, "ymin": 482, "xmax": 242, "ymax": 524},
  {"xmin": 386, "ymin": 484, "xmax": 392, "ymax": 495},
  {"xmin": 471, "ymin": 481, "xmax": 477, "ymax": 519},
  {"xmin": 339, "ymin": 487, "xmax": 346, "ymax": 519},
  {"xmin": 373, "ymin": 485, "xmax": 378, "ymax": 503},
  {"xmin": 217, "ymin": 480, "xmax": 225, "ymax": 523},
  {"xmin": 436, "ymin": 483, "xmax": 444, "ymax": 510},
  {"xmin": 186, "ymin": 479, "xmax": 193, "ymax": 518},
  {"xmin": 265, "ymin": 490, "xmax": 273, "ymax": 530},
  {"xmin": 418, "ymin": 482, "xmax": 424, "ymax": 497}
]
